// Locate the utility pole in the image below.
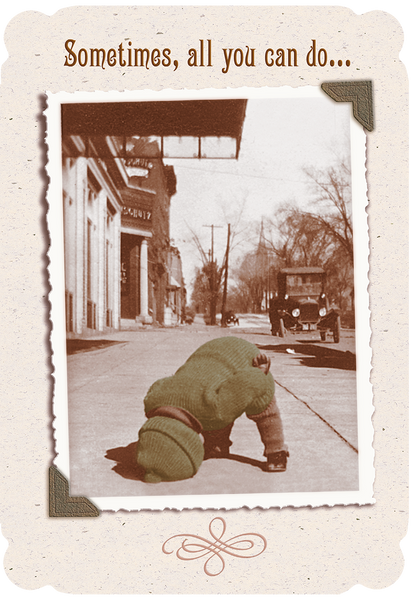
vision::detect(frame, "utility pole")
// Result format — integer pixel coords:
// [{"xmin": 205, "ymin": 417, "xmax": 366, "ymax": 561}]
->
[
  {"xmin": 221, "ymin": 224, "xmax": 231, "ymax": 327},
  {"xmin": 203, "ymin": 224, "xmax": 223, "ymax": 325}
]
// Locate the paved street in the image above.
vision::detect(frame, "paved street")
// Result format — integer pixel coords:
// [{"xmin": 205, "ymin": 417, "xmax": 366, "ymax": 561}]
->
[{"xmin": 66, "ymin": 314, "xmax": 358, "ymax": 499}]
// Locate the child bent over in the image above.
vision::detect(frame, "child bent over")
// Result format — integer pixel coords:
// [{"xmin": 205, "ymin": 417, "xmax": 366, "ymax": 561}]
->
[{"xmin": 136, "ymin": 336, "xmax": 289, "ymax": 482}]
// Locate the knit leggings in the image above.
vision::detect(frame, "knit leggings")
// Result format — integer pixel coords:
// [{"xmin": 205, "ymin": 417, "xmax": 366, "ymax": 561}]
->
[{"xmin": 202, "ymin": 396, "xmax": 288, "ymax": 457}]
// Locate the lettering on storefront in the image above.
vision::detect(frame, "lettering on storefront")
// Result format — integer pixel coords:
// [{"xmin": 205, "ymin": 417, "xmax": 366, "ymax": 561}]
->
[
  {"xmin": 120, "ymin": 262, "xmax": 128, "ymax": 285},
  {"xmin": 124, "ymin": 158, "xmax": 153, "ymax": 178},
  {"xmin": 124, "ymin": 158, "xmax": 153, "ymax": 170},
  {"xmin": 122, "ymin": 206, "xmax": 152, "ymax": 221}
]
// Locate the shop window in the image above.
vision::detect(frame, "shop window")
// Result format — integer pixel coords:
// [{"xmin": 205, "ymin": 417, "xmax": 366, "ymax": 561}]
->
[
  {"xmin": 86, "ymin": 219, "xmax": 96, "ymax": 329},
  {"xmin": 87, "ymin": 300, "xmax": 96, "ymax": 330},
  {"xmin": 87, "ymin": 219, "xmax": 92, "ymax": 301},
  {"xmin": 65, "ymin": 290, "xmax": 73, "ymax": 333}
]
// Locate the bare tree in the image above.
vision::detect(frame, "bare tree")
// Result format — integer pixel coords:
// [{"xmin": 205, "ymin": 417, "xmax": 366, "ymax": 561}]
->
[
  {"xmin": 265, "ymin": 205, "xmax": 335, "ymax": 268},
  {"xmin": 190, "ymin": 262, "xmax": 223, "ymax": 319},
  {"xmin": 218, "ymin": 193, "xmax": 257, "ymax": 256},
  {"xmin": 302, "ymin": 159, "xmax": 353, "ymax": 261},
  {"xmin": 260, "ymin": 160, "xmax": 354, "ymax": 314},
  {"xmin": 232, "ymin": 252, "xmax": 265, "ymax": 313},
  {"xmin": 264, "ymin": 160, "xmax": 353, "ymax": 264},
  {"xmin": 186, "ymin": 195, "xmax": 258, "ymax": 323},
  {"xmin": 230, "ymin": 221, "xmax": 281, "ymax": 314},
  {"xmin": 185, "ymin": 222, "xmax": 224, "ymax": 324}
]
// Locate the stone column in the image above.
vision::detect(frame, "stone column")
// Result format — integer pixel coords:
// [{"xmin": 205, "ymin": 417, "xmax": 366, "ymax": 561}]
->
[
  {"xmin": 112, "ymin": 212, "xmax": 121, "ymax": 329},
  {"xmin": 138, "ymin": 238, "xmax": 152, "ymax": 324},
  {"xmin": 75, "ymin": 157, "xmax": 87, "ymax": 334}
]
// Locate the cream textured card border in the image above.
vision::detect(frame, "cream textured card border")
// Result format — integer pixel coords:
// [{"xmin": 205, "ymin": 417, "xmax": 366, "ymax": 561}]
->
[{"xmin": 0, "ymin": 2, "xmax": 409, "ymax": 595}]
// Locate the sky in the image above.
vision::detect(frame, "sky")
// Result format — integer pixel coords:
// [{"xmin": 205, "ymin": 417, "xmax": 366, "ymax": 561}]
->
[{"xmin": 166, "ymin": 91, "xmax": 352, "ymax": 297}]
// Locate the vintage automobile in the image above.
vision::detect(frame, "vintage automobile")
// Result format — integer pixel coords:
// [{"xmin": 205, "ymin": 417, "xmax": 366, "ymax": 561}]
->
[
  {"xmin": 224, "ymin": 311, "xmax": 239, "ymax": 326},
  {"xmin": 269, "ymin": 267, "xmax": 341, "ymax": 342}
]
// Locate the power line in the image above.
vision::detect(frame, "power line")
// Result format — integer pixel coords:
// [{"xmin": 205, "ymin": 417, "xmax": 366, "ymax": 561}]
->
[
  {"xmin": 172, "ymin": 163, "xmax": 309, "ymax": 184},
  {"xmin": 171, "ymin": 165, "xmax": 351, "ymax": 188},
  {"xmin": 203, "ymin": 224, "xmax": 223, "ymax": 326},
  {"xmin": 203, "ymin": 224, "xmax": 223, "ymax": 263}
]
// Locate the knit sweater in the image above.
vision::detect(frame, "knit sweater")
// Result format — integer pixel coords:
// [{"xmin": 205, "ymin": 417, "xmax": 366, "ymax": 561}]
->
[{"xmin": 143, "ymin": 337, "xmax": 275, "ymax": 431}]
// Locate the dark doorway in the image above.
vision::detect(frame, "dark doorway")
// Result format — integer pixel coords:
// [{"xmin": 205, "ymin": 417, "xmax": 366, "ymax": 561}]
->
[{"xmin": 120, "ymin": 233, "xmax": 141, "ymax": 319}]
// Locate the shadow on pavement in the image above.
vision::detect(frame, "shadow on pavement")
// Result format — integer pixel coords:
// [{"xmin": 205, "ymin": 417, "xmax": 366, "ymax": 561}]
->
[
  {"xmin": 67, "ymin": 339, "xmax": 126, "ymax": 355},
  {"xmin": 105, "ymin": 442, "xmax": 267, "ymax": 480},
  {"xmin": 222, "ymin": 453, "xmax": 266, "ymax": 471},
  {"xmin": 105, "ymin": 442, "xmax": 146, "ymax": 481},
  {"xmin": 257, "ymin": 343, "xmax": 356, "ymax": 371}
]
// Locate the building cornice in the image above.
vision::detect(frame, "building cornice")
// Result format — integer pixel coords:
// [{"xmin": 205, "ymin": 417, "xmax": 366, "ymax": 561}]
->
[{"xmin": 120, "ymin": 226, "xmax": 152, "ymax": 238}]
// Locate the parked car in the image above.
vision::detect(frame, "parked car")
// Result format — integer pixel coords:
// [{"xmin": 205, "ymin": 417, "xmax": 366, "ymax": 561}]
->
[
  {"xmin": 224, "ymin": 311, "xmax": 239, "ymax": 326},
  {"xmin": 269, "ymin": 267, "xmax": 341, "ymax": 342},
  {"xmin": 183, "ymin": 306, "xmax": 195, "ymax": 325}
]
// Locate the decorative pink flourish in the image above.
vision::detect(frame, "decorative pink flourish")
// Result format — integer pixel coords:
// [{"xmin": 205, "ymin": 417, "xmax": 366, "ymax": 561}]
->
[{"xmin": 162, "ymin": 517, "xmax": 267, "ymax": 576}]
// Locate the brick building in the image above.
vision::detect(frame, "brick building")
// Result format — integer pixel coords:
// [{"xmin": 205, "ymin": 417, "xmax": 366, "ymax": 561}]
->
[
  {"xmin": 62, "ymin": 134, "xmax": 178, "ymax": 335},
  {"xmin": 165, "ymin": 245, "xmax": 187, "ymax": 326},
  {"xmin": 60, "ymin": 98, "xmax": 247, "ymax": 335}
]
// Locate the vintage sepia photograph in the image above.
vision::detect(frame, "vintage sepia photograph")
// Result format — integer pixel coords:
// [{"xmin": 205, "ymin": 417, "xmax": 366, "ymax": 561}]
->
[{"xmin": 47, "ymin": 88, "xmax": 372, "ymax": 510}]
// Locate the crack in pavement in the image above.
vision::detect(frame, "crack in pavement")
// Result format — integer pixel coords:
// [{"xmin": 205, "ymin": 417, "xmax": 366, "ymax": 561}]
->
[{"xmin": 274, "ymin": 378, "xmax": 358, "ymax": 454}]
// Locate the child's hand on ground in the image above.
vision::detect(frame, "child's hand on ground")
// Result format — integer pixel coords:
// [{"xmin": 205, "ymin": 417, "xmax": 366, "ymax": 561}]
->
[{"xmin": 252, "ymin": 353, "xmax": 271, "ymax": 375}]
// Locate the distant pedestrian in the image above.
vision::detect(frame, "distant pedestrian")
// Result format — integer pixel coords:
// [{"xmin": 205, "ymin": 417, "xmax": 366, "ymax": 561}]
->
[{"xmin": 136, "ymin": 336, "xmax": 289, "ymax": 482}]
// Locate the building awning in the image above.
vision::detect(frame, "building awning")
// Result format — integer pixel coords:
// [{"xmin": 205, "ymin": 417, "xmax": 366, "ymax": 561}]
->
[{"xmin": 61, "ymin": 99, "xmax": 247, "ymax": 159}]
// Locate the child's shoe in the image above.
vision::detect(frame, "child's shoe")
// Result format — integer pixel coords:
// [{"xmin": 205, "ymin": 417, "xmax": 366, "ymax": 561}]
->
[{"xmin": 265, "ymin": 450, "xmax": 289, "ymax": 472}]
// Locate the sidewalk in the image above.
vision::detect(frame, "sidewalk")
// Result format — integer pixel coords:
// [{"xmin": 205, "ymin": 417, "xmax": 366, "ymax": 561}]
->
[{"xmin": 65, "ymin": 325, "xmax": 358, "ymax": 500}]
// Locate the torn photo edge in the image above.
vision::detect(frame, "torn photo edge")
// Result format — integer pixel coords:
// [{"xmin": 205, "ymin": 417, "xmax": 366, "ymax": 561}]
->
[{"xmin": 45, "ymin": 85, "xmax": 374, "ymax": 511}]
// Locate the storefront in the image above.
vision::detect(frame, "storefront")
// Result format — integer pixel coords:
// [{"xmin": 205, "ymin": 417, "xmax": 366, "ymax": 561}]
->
[
  {"xmin": 61, "ymin": 98, "xmax": 247, "ymax": 334},
  {"xmin": 62, "ymin": 145, "xmax": 122, "ymax": 336},
  {"xmin": 62, "ymin": 135, "xmax": 177, "ymax": 333},
  {"xmin": 119, "ymin": 188, "xmax": 154, "ymax": 323},
  {"xmin": 166, "ymin": 246, "xmax": 186, "ymax": 325}
]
